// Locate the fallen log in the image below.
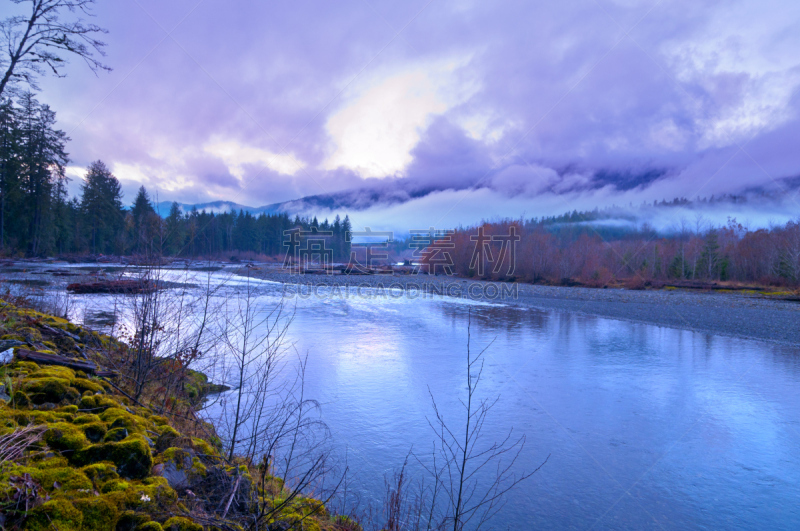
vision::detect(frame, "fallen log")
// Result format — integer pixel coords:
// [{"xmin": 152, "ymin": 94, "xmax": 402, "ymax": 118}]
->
[
  {"xmin": 15, "ymin": 349, "xmax": 117, "ymax": 377},
  {"xmin": 66, "ymin": 279, "xmax": 159, "ymax": 294}
]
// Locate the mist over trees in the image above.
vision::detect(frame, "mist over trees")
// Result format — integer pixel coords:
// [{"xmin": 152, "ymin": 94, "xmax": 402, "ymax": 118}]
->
[
  {"xmin": 0, "ymin": 87, "xmax": 796, "ymax": 286},
  {"xmin": 421, "ymin": 217, "xmax": 800, "ymax": 287}
]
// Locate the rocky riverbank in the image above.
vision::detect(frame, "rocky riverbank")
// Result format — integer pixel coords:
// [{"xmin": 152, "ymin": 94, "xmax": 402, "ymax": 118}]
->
[
  {"xmin": 242, "ymin": 268, "xmax": 800, "ymax": 347},
  {"xmin": 0, "ymin": 299, "xmax": 345, "ymax": 531}
]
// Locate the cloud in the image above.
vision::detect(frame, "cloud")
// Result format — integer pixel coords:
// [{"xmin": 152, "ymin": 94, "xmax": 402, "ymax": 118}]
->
[
  {"xmin": 204, "ymin": 139, "xmax": 305, "ymax": 178},
  {"xmin": 35, "ymin": 0, "xmax": 800, "ymax": 226},
  {"xmin": 322, "ymin": 56, "xmax": 475, "ymax": 178}
]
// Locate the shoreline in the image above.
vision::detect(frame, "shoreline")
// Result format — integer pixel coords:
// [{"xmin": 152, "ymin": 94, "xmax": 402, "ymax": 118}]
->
[
  {"xmin": 241, "ymin": 268, "xmax": 800, "ymax": 347},
  {"xmin": 2, "ymin": 260, "xmax": 798, "ymax": 346}
]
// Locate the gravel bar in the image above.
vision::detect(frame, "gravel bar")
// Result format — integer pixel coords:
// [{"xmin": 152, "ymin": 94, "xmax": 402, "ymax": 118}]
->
[{"xmin": 246, "ymin": 269, "xmax": 800, "ymax": 347}]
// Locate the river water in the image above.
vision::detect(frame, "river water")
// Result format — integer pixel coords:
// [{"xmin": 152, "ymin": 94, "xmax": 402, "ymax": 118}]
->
[{"xmin": 52, "ymin": 266, "xmax": 800, "ymax": 529}]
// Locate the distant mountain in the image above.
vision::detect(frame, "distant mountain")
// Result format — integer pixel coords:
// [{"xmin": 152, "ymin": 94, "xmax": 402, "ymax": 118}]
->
[
  {"xmin": 154, "ymin": 200, "xmax": 282, "ymax": 217},
  {"xmin": 155, "ymin": 171, "xmax": 800, "ymax": 223}
]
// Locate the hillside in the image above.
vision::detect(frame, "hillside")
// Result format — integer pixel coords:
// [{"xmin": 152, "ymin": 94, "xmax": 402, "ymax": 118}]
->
[{"xmin": 0, "ymin": 300, "xmax": 349, "ymax": 531}]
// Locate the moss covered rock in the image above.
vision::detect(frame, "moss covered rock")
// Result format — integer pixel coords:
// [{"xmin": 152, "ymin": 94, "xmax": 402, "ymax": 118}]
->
[
  {"xmin": 21, "ymin": 377, "xmax": 80, "ymax": 404},
  {"xmin": 44, "ymin": 421, "xmax": 91, "ymax": 452},
  {"xmin": 71, "ymin": 436, "xmax": 153, "ymax": 479},
  {"xmin": 103, "ymin": 426, "xmax": 129, "ymax": 442},
  {"xmin": 9, "ymin": 457, "xmax": 93, "ymax": 494},
  {"xmin": 73, "ymin": 496, "xmax": 120, "ymax": 531},
  {"xmin": 81, "ymin": 462, "xmax": 119, "ymax": 486},
  {"xmin": 162, "ymin": 516, "xmax": 203, "ymax": 531},
  {"xmin": 72, "ymin": 377, "xmax": 104, "ymax": 394},
  {"xmin": 152, "ymin": 447, "xmax": 206, "ymax": 490},
  {"xmin": 23, "ymin": 499, "xmax": 83, "ymax": 531},
  {"xmin": 115, "ymin": 511, "xmax": 150, "ymax": 531}
]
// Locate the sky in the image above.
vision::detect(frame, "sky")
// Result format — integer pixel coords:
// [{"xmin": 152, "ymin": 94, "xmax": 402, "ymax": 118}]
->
[{"xmin": 18, "ymin": 0, "xmax": 800, "ymax": 230}]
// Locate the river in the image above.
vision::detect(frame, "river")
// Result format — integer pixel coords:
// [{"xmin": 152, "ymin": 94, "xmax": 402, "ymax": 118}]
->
[{"xmin": 26, "ymin": 264, "xmax": 800, "ymax": 529}]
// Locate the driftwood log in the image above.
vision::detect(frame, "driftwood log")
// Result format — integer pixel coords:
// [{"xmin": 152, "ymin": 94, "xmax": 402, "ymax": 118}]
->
[
  {"xmin": 66, "ymin": 280, "xmax": 158, "ymax": 294},
  {"xmin": 15, "ymin": 349, "xmax": 118, "ymax": 378}
]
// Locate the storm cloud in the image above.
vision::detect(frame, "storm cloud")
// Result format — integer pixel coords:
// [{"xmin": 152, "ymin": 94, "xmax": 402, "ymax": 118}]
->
[{"xmin": 30, "ymin": 0, "xmax": 800, "ymax": 229}]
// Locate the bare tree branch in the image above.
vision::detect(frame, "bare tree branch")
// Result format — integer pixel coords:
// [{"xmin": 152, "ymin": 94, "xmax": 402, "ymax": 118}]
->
[{"xmin": 0, "ymin": 0, "xmax": 110, "ymax": 98}]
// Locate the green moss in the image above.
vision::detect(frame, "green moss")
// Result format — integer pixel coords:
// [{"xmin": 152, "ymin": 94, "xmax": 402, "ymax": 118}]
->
[
  {"xmin": 17, "ymin": 326, "xmax": 42, "ymax": 343},
  {"xmin": 155, "ymin": 425, "xmax": 179, "ymax": 437},
  {"xmin": 58, "ymin": 404, "xmax": 80, "ymax": 414},
  {"xmin": 79, "ymin": 394, "xmax": 120, "ymax": 412},
  {"xmin": 162, "ymin": 516, "xmax": 203, "ymax": 531},
  {"xmin": 116, "ymin": 511, "xmax": 150, "ymax": 531},
  {"xmin": 81, "ymin": 422, "xmax": 107, "ymax": 443},
  {"xmin": 23, "ymin": 499, "xmax": 83, "ymax": 531},
  {"xmin": 44, "ymin": 421, "xmax": 90, "ymax": 452},
  {"xmin": 10, "ymin": 361, "xmax": 39, "ymax": 373},
  {"xmin": 103, "ymin": 476, "xmax": 177, "ymax": 511},
  {"xmin": 12, "ymin": 389, "xmax": 30, "ymax": 407},
  {"xmin": 72, "ymin": 377, "xmax": 104, "ymax": 394},
  {"xmin": 55, "ymin": 335, "xmax": 78, "ymax": 351},
  {"xmin": 267, "ymin": 512, "xmax": 320, "ymax": 531},
  {"xmin": 100, "ymin": 479, "xmax": 131, "ymax": 493},
  {"xmin": 190, "ymin": 437, "xmax": 216, "ymax": 456},
  {"xmin": 103, "ymin": 427, "xmax": 130, "ymax": 442},
  {"xmin": 262, "ymin": 475, "xmax": 284, "ymax": 496},
  {"xmin": 74, "ymin": 496, "xmax": 120, "ymax": 531},
  {"xmin": 71, "ymin": 436, "xmax": 153, "ymax": 479},
  {"xmin": 9, "ymin": 458, "xmax": 93, "ymax": 494},
  {"xmin": 100, "ymin": 407, "xmax": 151, "ymax": 434},
  {"xmin": 154, "ymin": 426, "xmax": 180, "ymax": 452},
  {"xmin": 21, "ymin": 377, "xmax": 80, "ymax": 404},
  {"xmin": 72, "ymin": 413, "xmax": 102, "ymax": 424},
  {"xmin": 333, "ymin": 515, "xmax": 362, "ymax": 531},
  {"xmin": 136, "ymin": 522, "xmax": 163, "ymax": 531},
  {"xmin": 81, "ymin": 462, "xmax": 120, "ymax": 486},
  {"xmin": 149, "ymin": 415, "xmax": 168, "ymax": 426},
  {"xmin": 14, "ymin": 410, "xmax": 77, "ymax": 428},
  {"xmin": 30, "ymin": 366, "xmax": 76, "ymax": 380}
]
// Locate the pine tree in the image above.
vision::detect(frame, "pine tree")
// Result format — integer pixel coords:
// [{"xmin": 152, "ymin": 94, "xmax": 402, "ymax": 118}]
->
[
  {"xmin": 341, "ymin": 215, "xmax": 352, "ymax": 262},
  {"xmin": 0, "ymin": 97, "xmax": 20, "ymax": 251},
  {"xmin": 130, "ymin": 185, "xmax": 157, "ymax": 255},
  {"xmin": 164, "ymin": 202, "xmax": 184, "ymax": 256},
  {"xmin": 16, "ymin": 92, "xmax": 68, "ymax": 255},
  {"xmin": 80, "ymin": 160, "xmax": 124, "ymax": 255}
]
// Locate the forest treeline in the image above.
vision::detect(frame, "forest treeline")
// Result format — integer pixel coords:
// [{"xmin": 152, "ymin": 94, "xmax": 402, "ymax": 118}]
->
[
  {"xmin": 0, "ymin": 94, "xmax": 353, "ymax": 260},
  {"xmin": 2, "ymin": 93, "xmax": 798, "ymax": 286},
  {"xmin": 421, "ymin": 218, "xmax": 800, "ymax": 287}
]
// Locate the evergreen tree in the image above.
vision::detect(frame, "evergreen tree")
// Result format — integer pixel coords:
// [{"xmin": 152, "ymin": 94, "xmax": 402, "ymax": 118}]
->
[
  {"xmin": 16, "ymin": 92, "xmax": 68, "ymax": 255},
  {"xmin": 80, "ymin": 160, "xmax": 124, "ymax": 255},
  {"xmin": 0, "ymin": 97, "xmax": 20, "ymax": 250},
  {"xmin": 164, "ymin": 202, "xmax": 185, "ymax": 256},
  {"xmin": 697, "ymin": 230, "xmax": 721, "ymax": 280},
  {"xmin": 341, "ymin": 215, "xmax": 352, "ymax": 262},
  {"xmin": 130, "ymin": 185, "xmax": 157, "ymax": 254}
]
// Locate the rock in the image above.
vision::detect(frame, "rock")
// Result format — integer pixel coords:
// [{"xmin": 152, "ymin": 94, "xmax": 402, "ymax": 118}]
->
[
  {"xmin": 153, "ymin": 448, "xmax": 201, "ymax": 490},
  {"xmin": 71, "ymin": 436, "xmax": 154, "ymax": 479},
  {"xmin": 24, "ymin": 499, "xmax": 83, "ymax": 531},
  {"xmin": 0, "ymin": 383, "xmax": 9, "ymax": 402},
  {"xmin": 162, "ymin": 516, "xmax": 203, "ymax": 531},
  {"xmin": 20, "ymin": 377, "xmax": 80, "ymax": 405},
  {"xmin": 0, "ymin": 346, "xmax": 17, "ymax": 364},
  {"xmin": 103, "ymin": 427, "xmax": 129, "ymax": 442}
]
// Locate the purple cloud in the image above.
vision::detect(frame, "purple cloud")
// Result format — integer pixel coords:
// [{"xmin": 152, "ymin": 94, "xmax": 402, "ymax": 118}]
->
[{"xmin": 36, "ymin": 0, "xmax": 800, "ymax": 225}]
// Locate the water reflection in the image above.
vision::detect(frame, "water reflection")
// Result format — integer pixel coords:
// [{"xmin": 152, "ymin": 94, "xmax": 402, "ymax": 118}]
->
[{"xmin": 55, "ymin": 269, "xmax": 800, "ymax": 529}]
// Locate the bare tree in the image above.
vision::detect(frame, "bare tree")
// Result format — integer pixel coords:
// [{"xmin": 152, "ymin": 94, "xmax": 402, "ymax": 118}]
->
[
  {"xmin": 0, "ymin": 0, "xmax": 110, "ymax": 98},
  {"xmin": 414, "ymin": 310, "xmax": 547, "ymax": 531},
  {"xmin": 100, "ymin": 264, "xmax": 220, "ymax": 408},
  {"xmin": 202, "ymin": 274, "xmax": 344, "ymax": 530}
]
